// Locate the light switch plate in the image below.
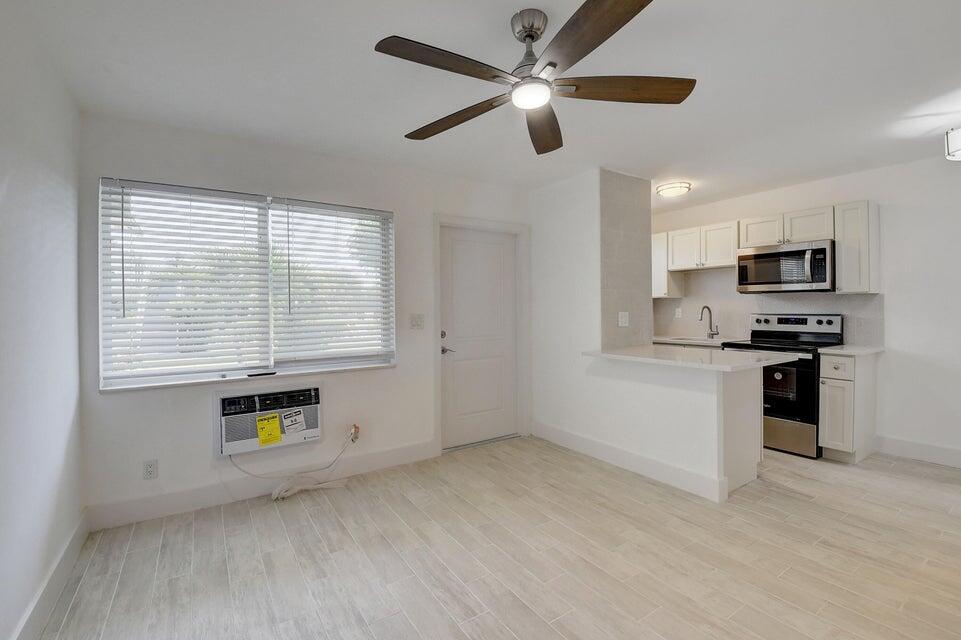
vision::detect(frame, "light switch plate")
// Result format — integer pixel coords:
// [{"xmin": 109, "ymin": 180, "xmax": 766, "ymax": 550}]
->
[
  {"xmin": 675, "ymin": 307, "xmax": 683, "ymax": 319},
  {"xmin": 618, "ymin": 311, "xmax": 630, "ymax": 328},
  {"xmin": 409, "ymin": 314, "xmax": 425, "ymax": 330}
]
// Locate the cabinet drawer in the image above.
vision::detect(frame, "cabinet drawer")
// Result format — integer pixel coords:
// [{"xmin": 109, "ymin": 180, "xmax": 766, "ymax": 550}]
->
[{"xmin": 821, "ymin": 355, "xmax": 854, "ymax": 381}]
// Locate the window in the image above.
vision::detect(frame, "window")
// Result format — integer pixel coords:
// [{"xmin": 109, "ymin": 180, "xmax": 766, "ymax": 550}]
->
[{"xmin": 99, "ymin": 179, "xmax": 395, "ymax": 390}]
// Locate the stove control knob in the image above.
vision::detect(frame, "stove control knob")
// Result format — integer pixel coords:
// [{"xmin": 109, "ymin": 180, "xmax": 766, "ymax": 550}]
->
[
  {"xmin": 755, "ymin": 319, "xmax": 762, "ymax": 324},
  {"xmin": 825, "ymin": 319, "xmax": 834, "ymax": 326},
  {"xmin": 816, "ymin": 319, "xmax": 824, "ymax": 325},
  {"xmin": 763, "ymin": 318, "xmax": 771, "ymax": 324}
]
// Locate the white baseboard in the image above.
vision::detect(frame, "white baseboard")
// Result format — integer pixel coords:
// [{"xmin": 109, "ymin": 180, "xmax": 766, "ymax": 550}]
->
[
  {"xmin": 532, "ymin": 421, "xmax": 724, "ymax": 503},
  {"xmin": 87, "ymin": 439, "xmax": 439, "ymax": 530},
  {"xmin": 16, "ymin": 511, "xmax": 89, "ymax": 640},
  {"xmin": 876, "ymin": 435, "xmax": 961, "ymax": 469}
]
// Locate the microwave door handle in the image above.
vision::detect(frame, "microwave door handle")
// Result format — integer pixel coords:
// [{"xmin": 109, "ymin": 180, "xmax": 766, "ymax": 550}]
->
[{"xmin": 804, "ymin": 249, "xmax": 813, "ymax": 283}]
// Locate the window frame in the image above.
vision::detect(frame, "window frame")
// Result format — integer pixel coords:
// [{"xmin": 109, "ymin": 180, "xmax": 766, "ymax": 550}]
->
[{"xmin": 98, "ymin": 178, "xmax": 396, "ymax": 391}]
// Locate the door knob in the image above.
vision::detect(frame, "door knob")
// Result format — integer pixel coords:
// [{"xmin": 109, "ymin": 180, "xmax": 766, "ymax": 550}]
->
[{"xmin": 441, "ymin": 346, "xmax": 456, "ymax": 355}]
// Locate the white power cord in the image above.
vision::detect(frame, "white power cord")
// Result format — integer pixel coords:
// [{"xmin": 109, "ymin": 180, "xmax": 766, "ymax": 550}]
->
[{"xmin": 228, "ymin": 424, "xmax": 360, "ymax": 500}]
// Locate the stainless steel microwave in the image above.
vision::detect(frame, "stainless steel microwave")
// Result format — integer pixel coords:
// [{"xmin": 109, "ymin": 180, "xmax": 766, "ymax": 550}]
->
[{"xmin": 737, "ymin": 240, "xmax": 834, "ymax": 293}]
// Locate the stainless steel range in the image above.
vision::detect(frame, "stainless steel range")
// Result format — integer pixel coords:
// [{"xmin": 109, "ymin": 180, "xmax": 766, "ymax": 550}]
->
[{"xmin": 722, "ymin": 314, "xmax": 843, "ymax": 458}]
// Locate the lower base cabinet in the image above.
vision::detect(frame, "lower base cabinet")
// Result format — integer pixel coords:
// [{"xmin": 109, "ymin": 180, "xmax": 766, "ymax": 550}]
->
[
  {"xmin": 817, "ymin": 352, "xmax": 879, "ymax": 464},
  {"xmin": 819, "ymin": 377, "xmax": 854, "ymax": 452}
]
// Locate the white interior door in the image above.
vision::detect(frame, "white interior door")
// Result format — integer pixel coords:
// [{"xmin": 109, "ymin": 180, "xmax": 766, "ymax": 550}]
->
[{"xmin": 441, "ymin": 227, "xmax": 517, "ymax": 449}]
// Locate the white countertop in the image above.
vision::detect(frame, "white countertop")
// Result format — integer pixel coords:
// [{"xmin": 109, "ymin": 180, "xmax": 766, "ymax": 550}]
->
[
  {"xmin": 653, "ymin": 336, "xmax": 744, "ymax": 348},
  {"xmin": 583, "ymin": 344, "xmax": 799, "ymax": 372},
  {"xmin": 819, "ymin": 345, "xmax": 885, "ymax": 356}
]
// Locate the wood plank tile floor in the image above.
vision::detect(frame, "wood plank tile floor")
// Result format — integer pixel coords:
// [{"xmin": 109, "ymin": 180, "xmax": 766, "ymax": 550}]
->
[{"xmin": 43, "ymin": 437, "xmax": 961, "ymax": 640}]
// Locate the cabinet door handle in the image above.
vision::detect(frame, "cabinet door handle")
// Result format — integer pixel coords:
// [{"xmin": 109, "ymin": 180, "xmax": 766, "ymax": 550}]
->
[
  {"xmin": 833, "ymin": 364, "xmax": 841, "ymax": 370},
  {"xmin": 821, "ymin": 380, "xmax": 827, "ymax": 385}
]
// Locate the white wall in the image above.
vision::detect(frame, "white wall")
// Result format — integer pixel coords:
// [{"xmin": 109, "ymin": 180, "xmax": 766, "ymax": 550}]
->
[
  {"xmin": 530, "ymin": 170, "xmax": 723, "ymax": 493},
  {"xmin": 0, "ymin": 4, "xmax": 82, "ymax": 639},
  {"xmin": 654, "ymin": 156, "xmax": 961, "ymax": 466},
  {"xmin": 78, "ymin": 115, "xmax": 527, "ymax": 527}
]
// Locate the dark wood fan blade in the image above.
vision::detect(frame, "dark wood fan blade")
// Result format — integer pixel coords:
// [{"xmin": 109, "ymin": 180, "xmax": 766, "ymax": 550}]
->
[
  {"xmin": 526, "ymin": 104, "xmax": 563, "ymax": 155},
  {"xmin": 531, "ymin": 0, "xmax": 654, "ymax": 79},
  {"xmin": 554, "ymin": 76, "xmax": 696, "ymax": 104},
  {"xmin": 406, "ymin": 95, "xmax": 511, "ymax": 140},
  {"xmin": 376, "ymin": 36, "xmax": 519, "ymax": 86}
]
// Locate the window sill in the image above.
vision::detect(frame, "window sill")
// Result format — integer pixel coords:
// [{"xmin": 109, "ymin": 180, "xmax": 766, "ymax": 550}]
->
[{"xmin": 99, "ymin": 359, "xmax": 396, "ymax": 392}]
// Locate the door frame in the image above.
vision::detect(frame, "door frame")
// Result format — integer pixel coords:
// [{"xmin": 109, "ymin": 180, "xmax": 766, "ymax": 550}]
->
[{"xmin": 433, "ymin": 214, "xmax": 532, "ymax": 452}]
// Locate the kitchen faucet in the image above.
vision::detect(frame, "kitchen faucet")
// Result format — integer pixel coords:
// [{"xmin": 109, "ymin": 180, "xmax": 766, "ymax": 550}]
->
[{"xmin": 699, "ymin": 305, "xmax": 720, "ymax": 339}]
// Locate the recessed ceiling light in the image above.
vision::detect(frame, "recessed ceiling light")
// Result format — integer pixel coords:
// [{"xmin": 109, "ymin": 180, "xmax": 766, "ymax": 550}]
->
[
  {"xmin": 656, "ymin": 182, "xmax": 692, "ymax": 198},
  {"xmin": 946, "ymin": 128, "xmax": 961, "ymax": 161}
]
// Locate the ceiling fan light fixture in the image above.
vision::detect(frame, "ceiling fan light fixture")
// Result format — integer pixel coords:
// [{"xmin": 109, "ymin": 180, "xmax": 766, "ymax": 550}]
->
[
  {"xmin": 947, "ymin": 128, "xmax": 961, "ymax": 161},
  {"xmin": 511, "ymin": 78, "xmax": 552, "ymax": 110},
  {"xmin": 656, "ymin": 182, "xmax": 692, "ymax": 198}
]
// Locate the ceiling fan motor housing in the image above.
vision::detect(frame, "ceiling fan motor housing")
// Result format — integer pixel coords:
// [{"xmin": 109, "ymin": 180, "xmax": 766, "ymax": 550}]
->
[
  {"xmin": 511, "ymin": 9, "xmax": 548, "ymax": 77},
  {"xmin": 511, "ymin": 9, "xmax": 548, "ymax": 43}
]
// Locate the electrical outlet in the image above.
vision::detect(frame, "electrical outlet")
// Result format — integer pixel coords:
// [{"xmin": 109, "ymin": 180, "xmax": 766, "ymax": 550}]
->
[
  {"xmin": 143, "ymin": 459, "xmax": 158, "ymax": 480},
  {"xmin": 617, "ymin": 311, "xmax": 630, "ymax": 328},
  {"xmin": 675, "ymin": 307, "xmax": 683, "ymax": 319},
  {"xmin": 409, "ymin": 313, "xmax": 425, "ymax": 330}
]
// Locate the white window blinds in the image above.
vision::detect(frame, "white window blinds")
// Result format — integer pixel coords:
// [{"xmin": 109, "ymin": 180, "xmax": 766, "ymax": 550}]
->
[
  {"xmin": 270, "ymin": 199, "xmax": 396, "ymax": 367},
  {"xmin": 99, "ymin": 179, "xmax": 395, "ymax": 389}
]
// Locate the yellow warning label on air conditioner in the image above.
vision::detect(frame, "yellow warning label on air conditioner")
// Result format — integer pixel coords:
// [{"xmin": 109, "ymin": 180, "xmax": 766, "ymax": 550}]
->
[{"xmin": 256, "ymin": 413, "xmax": 282, "ymax": 447}]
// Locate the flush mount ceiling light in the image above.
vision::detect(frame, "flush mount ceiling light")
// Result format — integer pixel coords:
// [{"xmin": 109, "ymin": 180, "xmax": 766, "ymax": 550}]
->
[
  {"xmin": 656, "ymin": 182, "xmax": 692, "ymax": 198},
  {"xmin": 510, "ymin": 77, "xmax": 552, "ymax": 110},
  {"xmin": 947, "ymin": 128, "xmax": 961, "ymax": 161}
]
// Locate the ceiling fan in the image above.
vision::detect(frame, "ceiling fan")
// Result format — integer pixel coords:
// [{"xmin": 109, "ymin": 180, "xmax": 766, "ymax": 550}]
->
[{"xmin": 374, "ymin": 0, "xmax": 696, "ymax": 155}]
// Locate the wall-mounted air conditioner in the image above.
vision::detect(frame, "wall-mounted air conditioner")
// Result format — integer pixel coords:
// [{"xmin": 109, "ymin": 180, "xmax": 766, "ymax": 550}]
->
[{"xmin": 218, "ymin": 387, "xmax": 322, "ymax": 456}]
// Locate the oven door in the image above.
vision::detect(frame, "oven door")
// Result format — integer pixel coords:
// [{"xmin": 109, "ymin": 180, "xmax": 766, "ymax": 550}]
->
[
  {"xmin": 762, "ymin": 357, "xmax": 820, "ymax": 457},
  {"xmin": 737, "ymin": 240, "xmax": 834, "ymax": 293}
]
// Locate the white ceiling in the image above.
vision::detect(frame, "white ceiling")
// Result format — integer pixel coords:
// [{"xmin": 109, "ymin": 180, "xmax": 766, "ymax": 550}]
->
[{"xmin": 25, "ymin": 0, "xmax": 961, "ymax": 210}]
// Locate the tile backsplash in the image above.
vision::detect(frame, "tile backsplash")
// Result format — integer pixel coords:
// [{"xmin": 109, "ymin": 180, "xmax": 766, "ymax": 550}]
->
[{"xmin": 652, "ymin": 267, "xmax": 884, "ymax": 346}]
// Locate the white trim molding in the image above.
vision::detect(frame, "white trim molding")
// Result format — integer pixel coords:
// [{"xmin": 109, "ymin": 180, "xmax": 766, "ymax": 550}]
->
[
  {"xmin": 86, "ymin": 439, "xmax": 436, "ymax": 530},
  {"xmin": 876, "ymin": 435, "xmax": 961, "ymax": 469},
  {"xmin": 16, "ymin": 511, "xmax": 89, "ymax": 640},
  {"xmin": 532, "ymin": 421, "xmax": 725, "ymax": 503}
]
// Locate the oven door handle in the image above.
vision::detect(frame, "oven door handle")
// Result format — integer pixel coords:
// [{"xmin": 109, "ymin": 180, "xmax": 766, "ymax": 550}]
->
[
  {"xmin": 723, "ymin": 347, "xmax": 813, "ymax": 360},
  {"xmin": 804, "ymin": 249, "xmax": 813, "ymax": 283}
]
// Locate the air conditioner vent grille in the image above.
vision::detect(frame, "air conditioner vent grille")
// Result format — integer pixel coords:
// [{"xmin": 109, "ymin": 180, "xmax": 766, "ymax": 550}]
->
[
  {"xmin": 223, "ymin": 409, "xmax": 320, "ymax": 443},
  {"xmin": 218, "ymin": 386, "xmax": 322, "ymax": 455}
]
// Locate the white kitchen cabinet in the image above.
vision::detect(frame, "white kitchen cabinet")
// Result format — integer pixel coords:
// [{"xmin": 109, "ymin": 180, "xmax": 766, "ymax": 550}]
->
[
  {"xmin": 739, "ymin": 207, "xmax": 835, "ymax": 248},
  {"xmin": 667, "ymin": 227, "xmax": 700, "ymax": 271},
  {"xmin": 700, "ymin": 222, "xmax": 738, "ymax": 268},
  {"xmin": 819, "ymin": 377, "xmax": 854, "ymax": 452},
  {"xmin": 739, "ymin": 215, "xmax": 782, "ymax": 248},
  {"xmin": 652, "ymin": 232, "xmax": 684, "ymax": 298},
  {"xmin": 783, "ymin": 206, "xmax": 835, "ymax": 243},
  {"xmin": 818, "ymin": 350, "xmax": 879, "ymax": 463},
  {"xmin": 835, "ymin": 200, "xmax": 880, "ymax": 294},
  {"xmin": 668, "ymin": 222, "xmax": 737, "ymax": 271}
]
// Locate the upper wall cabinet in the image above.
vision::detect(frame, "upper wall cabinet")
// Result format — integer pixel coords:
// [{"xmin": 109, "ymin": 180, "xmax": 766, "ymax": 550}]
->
[
  {"xmin": 667, "ymin": 227, "xmax": 700, "ymax": 270},
  {"xmin": 784, "ymin": 206, "xmax": 835, "ymax": 243},
  {"xmin": 700, "ymin": 222, "xmax": 738, "ymax": 268},
  {"xmin": 652, "ymin": 233, "xmax": 684, "ymax": 298},
  {"xmin": 739, "ymin": 206, "xmax": 835, "ymax": 248},
  {"xmin": 739, "ymin": 215, "xmax": 783, "ymax": 248},
  {"xmin": 668, "ymin": 221, "xmax": 737, "ymax": 271},
  {"xmin": 835, "ymin": 201, "xmax": 880, "ymax": 294}
]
